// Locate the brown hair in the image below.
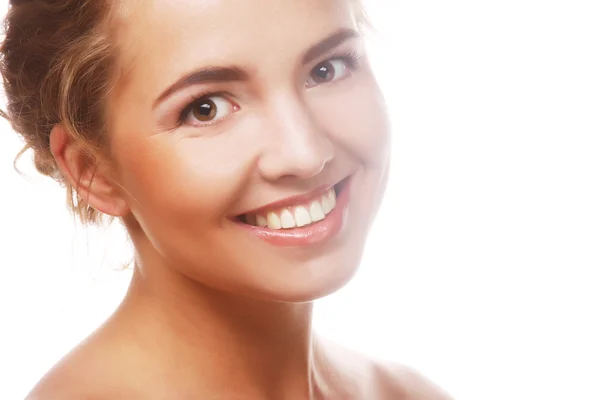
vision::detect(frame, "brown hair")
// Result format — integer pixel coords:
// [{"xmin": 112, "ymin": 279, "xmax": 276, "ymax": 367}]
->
[{"xmin": 0, "ymin": 0, "xmax": 119, "ymax": 225}]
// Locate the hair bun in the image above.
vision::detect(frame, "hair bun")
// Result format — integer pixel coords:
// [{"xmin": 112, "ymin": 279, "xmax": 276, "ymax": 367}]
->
[{"xmin": 1, "ymin": 0, "xmax": 114, "ymax": 225}]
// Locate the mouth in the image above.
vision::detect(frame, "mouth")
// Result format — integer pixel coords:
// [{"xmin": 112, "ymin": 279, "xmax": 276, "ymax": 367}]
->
[
  {"xmin": 233, "ymin": 175, "xmax": 353, "ymax": 247},
  {"xmin": 236, "ymin": 177, "xmax": 350, "ymax": 230}
]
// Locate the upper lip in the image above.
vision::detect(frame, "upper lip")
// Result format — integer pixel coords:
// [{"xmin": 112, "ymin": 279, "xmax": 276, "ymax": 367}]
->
[{"xmin": 236, "ymin": 179, "xmax": 344, "ymax": 217}]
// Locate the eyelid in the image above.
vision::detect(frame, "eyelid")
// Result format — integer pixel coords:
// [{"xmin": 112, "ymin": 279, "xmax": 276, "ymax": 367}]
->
[{"xmin": 317, "ymin": 48, "xmax": 362, "ymax": 68}]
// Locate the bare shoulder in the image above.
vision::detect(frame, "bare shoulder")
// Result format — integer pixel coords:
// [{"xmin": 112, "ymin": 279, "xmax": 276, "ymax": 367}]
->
[
  {"xmin": 316, "ymin": 337, "xmax": 454, "ymax": 400},
  {"xmin": 26, "ymin": 344, "xmax": 105, "ymax": 399},
  {"xmin": 25, "ymin": 330, "xmax": 145, "ymax": 400},
  {"xmin": 372, "ymin": 361, "xmax": 455, "ymax": 400}
]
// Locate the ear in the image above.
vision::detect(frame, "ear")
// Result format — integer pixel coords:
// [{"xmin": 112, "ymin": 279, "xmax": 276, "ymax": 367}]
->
[{"xmin": 49, "ymin": 124, "xmax": 130, "ymax": 218}]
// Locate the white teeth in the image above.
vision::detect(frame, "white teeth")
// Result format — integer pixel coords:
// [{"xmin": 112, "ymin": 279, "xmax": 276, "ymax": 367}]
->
[
  {"xmin": 280, "ymin": 209, "xmax": 296, "ymax": 229},
  {"xmin": 328, "ymin": 188, "xmax": 337, "ymax": 209},
  {"xmin": 294, "ymin": 206, "xmax": 312, "ymax": 227},
  {"xmin": 322, "ymin": 194, "xmax": 333, "ymax": 214},
  {"xmin": 256, "ymin": 214, "xmax": 268, "ymax": 227},
  {"xmin": 322, "ymin": 188, "xmax": 337, "ymax": 215},
  {"xmin": 267, "ymin": 212, "xmax": 282, "ymax": 229},
  {"xmin": 309, "ymin": 200, "xmax": 326, "ymax": 222},
  {"xmin": 244, "ymin": 186, "xmax": 338, "ymax": 229}
]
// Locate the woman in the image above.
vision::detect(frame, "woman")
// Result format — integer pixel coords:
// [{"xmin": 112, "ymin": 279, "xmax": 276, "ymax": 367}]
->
[{"xmin": 1, "ymin": 0, "xmax": 452, "ymax": 398}]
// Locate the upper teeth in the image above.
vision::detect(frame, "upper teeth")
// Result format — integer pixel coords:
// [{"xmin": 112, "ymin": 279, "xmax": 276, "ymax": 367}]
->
[{"xmin": 246, "ymin": 188, "xmax": 337, "ymax": 230}]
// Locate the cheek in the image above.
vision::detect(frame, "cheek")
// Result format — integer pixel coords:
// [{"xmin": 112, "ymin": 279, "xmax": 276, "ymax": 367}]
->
[
  {"xmin": 313, "ymin": 75, "xmax": 391, "ymax": 166},
  {"xmin": 113, "ymin": 134, "xmax": 255, "ymax": 226}
]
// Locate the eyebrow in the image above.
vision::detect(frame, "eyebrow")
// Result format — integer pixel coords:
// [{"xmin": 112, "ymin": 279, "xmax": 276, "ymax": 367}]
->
[
  {"xmin": 302, "ymin": 28, "xmax": 360, "ymax": 64},
  {"xmin": 153, "ymin": 27, "xmax": 360, "ymax": 108},
  {"xmin": 153, "ymin": 67, "xmax": 248, "ymax": 108}
]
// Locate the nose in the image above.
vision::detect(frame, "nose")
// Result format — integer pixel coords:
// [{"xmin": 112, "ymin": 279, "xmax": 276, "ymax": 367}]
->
[{"xmin": 257, "ymin": 94, "xmax": 335, "ymax": 182}]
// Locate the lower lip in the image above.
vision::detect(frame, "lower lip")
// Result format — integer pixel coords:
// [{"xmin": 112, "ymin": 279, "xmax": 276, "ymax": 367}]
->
[{"xmin": 234, "ymin": 178, "xmax": 352, "ymax": 247}]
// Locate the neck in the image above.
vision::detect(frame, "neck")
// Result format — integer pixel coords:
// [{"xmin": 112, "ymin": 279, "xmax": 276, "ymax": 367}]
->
[{"xmin": 114, "ymin": 257, "xmax": 320, "ymax": 399}]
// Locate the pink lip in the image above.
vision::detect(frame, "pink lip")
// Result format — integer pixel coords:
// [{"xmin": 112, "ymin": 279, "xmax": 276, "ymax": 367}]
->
[{"xmin": 234, "ymin": 176, "xmax": 353, "ymax": 247}]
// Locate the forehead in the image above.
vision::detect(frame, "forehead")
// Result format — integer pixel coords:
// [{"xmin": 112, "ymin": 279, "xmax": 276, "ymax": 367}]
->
[{"xmin": 114, "ymin": 0, "xmax": 360, "ymax": 90}]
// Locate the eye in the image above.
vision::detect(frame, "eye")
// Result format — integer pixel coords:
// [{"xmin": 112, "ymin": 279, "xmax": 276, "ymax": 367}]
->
[
  {"xmin": 180, "ymin": 95, "xmax": 238, "ymax": 126},
  {"xmin": 306, "ymin": 59, "xmax": 350, "ymax": 88}
]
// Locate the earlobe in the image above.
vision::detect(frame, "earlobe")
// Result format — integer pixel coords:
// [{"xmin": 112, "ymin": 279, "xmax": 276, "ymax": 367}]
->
[{"xmin": 49, "ymin": 125, "xmax": 130, "ymax": 218}]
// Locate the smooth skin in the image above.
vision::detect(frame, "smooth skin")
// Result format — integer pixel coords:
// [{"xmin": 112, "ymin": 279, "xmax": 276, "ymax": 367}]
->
[{"xmin": 29, "ymin": 0, "xmax": 452, "ymax": 398}]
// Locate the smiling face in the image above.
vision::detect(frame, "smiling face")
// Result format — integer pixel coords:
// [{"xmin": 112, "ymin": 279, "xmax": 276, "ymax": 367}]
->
[{"xmin": 105, "ymin": 0, "xmax": 390, "ymax": 302}]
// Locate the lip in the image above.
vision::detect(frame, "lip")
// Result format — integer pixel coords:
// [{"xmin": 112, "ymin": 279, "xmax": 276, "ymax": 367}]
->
[
  {"xmin": 234, "ymin": 175, "xmax": 353, "ymax": 247},
  {"xmin": 236, "ymin": 182, "xmax": 337, "ymax": 217}
]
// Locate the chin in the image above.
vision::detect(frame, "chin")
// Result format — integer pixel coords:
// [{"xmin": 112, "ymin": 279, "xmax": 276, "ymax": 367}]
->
[
  {"xmin": 268, "ymin": 264, "xmax": 360, "ymax": 303},
  {"xmin": 241, "ymin": 237, "xmax": 368, "ymax": 303}
]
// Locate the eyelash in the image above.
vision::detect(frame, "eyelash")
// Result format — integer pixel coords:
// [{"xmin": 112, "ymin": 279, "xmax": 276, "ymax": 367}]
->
[
  {"xmin": 332, "ymin": 50, "xmax": 362, "ymax": 72},
  {"xmin": 176, "ymin": 50, "xmax": 363, "ymax": 127}
]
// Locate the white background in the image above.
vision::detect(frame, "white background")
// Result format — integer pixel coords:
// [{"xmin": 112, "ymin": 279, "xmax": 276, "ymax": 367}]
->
[{"xmin": 1, "ymin": 0, "xmax": 599, "ymax": 399}]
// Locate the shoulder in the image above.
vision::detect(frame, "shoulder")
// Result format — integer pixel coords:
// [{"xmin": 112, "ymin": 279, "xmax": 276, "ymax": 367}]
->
[
  {"xmin": 317, "ymin": 337, "xmax": 454, "ymax": 400},
  {"xmin": 372, "ymin": 361, "xmax": 455, "ymax": 400},
  {"xmin": 25, "ymin": 331, "xmax": 148, "ymax": 400},
  {"xmin": 26, "ymin": 351, "xmax": 104, "ymax": 400}
]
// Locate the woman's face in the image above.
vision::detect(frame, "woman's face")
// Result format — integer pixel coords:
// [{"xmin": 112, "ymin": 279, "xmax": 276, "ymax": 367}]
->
[{"xmin": 108, "ymin": 0, "xmax": 390, "ymax": 301}]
